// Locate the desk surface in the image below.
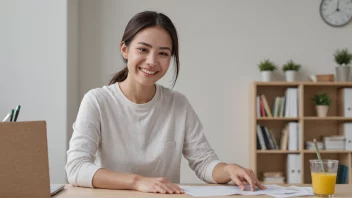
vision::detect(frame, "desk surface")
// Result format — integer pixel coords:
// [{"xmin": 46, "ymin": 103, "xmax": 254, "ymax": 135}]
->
[{"xmin": 54, "ymin": 184, "xmax": 352, "ymax": 198}]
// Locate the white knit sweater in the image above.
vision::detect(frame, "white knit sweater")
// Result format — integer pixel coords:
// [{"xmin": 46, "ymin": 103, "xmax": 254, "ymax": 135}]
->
[{"xmin": 65, "ymin": 83, "xmax": 220, "ymax": 187}]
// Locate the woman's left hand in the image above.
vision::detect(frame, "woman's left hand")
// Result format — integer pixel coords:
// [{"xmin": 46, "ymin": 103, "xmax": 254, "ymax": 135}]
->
[{"xmin": 224, "ymin": 164, "xmax": 266, "ymax": 191}]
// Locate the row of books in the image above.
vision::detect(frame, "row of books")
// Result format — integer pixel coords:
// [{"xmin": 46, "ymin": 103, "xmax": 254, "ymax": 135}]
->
[
  {"xmin": 256, "ymin": 122, "xmax": 299, "ymax": 150},
  {"xmin": 256, "ymin": 88, "xmax": 298, "ymax": 118}
]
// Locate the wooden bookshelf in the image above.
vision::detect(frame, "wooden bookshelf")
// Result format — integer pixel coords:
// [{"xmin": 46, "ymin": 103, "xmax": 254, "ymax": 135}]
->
[{"xmin": 251, "ymin": 81, "xmax": 352, "ymax": 184}]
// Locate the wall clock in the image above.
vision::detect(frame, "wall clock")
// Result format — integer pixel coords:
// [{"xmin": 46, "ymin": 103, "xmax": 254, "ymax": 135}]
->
[{"xmin": 320, "ymin": 0, "xmax": 352, "ymax": 27}]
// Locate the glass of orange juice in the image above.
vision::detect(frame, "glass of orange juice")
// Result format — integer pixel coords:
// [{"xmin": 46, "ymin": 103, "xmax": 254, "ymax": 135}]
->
[{"xmin": 310, "ymin": 159, "xmax": 339, "ymax": 197}]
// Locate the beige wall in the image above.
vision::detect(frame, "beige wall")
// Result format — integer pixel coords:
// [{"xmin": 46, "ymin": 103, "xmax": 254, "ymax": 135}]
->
[{"xmin": 78, "ymin": 0, "xmax": 352, "ymax": 183}]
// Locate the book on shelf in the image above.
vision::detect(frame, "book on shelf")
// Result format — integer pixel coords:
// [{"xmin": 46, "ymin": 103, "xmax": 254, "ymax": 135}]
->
[
  {"xmin": 256, "ymin": 95, "xmax": 272, "ymax": 117},
  {"xmin": 262, "ymin": 172, "xmax": 285, "ymax": 184},
  {"xmin": 305, "ymin": 141, "xmax": 323, "ymax": 150},
  {"xmin": 338, "ymin": 88, "xmax": 352, "ymax": 117},
  {"xmin": 340, "ymin": 123, "xmax": 352, "ymax": 150},
  {"xmin": 284, "ymin": 88, "xmax": 299, "ymax": 117},
  {"xmin": 256, "ymin": 124, "xmax": 279, "ymax": 150},
  {"xmin": 324, "ymin": 136, "xmax": 346, "ymax": 150},
  {"xmin": 336, "ymin": 164, "xmax": 348, "ymax": 184},
  {"xmin": 287, "ymin": 122, "xmax": 299, "ymax": 151},
  {"xmin": 287, "ymin": 154, "xmax": 302, "ymax": 184},
  {"xmin": 279, "ymin": 122, "xmax": 299, "ymax": 150},
  {"xmin": 256, "ymin": 87, "xmax": 298, "ymax": 118}
]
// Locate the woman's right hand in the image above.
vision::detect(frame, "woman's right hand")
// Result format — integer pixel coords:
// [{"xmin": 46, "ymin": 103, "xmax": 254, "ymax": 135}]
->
[{"xmin": 133, "ymin": 176, "xmax": 184, "ymax": 194}]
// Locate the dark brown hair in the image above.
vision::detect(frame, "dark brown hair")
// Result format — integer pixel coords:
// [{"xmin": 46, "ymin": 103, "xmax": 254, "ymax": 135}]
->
[{"xmin": 109, "ymin": 11, "xmax": 180, "ymax": 87}]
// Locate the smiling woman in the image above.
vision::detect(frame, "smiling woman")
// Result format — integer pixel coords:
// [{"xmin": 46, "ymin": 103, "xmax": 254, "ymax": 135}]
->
[
  {"xmin": 109, "ymin": 11, "xmax": 179, "ymax": 89},
  {"xmin": 65, "ymin": 11, "xmax": 265, "ymax": 195}
]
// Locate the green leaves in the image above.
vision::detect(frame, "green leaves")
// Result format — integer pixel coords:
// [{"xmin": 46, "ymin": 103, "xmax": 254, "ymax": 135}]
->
[
  {"xmin": 258, "ymin": 59, "xmax": 277, "ymax": 71},
  {"xmin": 282, "ymin": 60, "xmax": 301, "ymax": 71},
  {"xmin": 334, "ymin": 48, "xmax": 352, "ymax": 66},
  {"xmin": 312, "ymin": 93, "xmax": 331, "ymax": 106}
]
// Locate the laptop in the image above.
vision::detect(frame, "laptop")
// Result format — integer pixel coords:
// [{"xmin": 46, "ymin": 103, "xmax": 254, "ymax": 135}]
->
[
  {"xmin": 0, "ymin": 121, "xmax": 64, "ymax": 197},
  {"xmin": 50, "ymin": 184, "xmax": 65, "ymax": 196}
]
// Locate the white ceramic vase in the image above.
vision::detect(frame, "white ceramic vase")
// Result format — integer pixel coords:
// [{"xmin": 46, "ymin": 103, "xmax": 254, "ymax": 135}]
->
[
  {"xmin": 316, "ymin": 105, "xmax": 329, "ymax": 117},
  {"xmin": 285, "ymin": 70, "xmax": 297, "ymax": 82},
  {"xmin": 261, "ymin": 71, "xmax": 272, "ymax": 82},
  {"xmin": 335, "ymin": 65, "xmax": 351, "ymax": 82}
]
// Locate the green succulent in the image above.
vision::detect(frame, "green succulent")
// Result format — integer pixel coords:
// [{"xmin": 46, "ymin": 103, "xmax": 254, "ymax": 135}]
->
[
  {"xmin": 312, "ymin": 93, "xmax": 331, "ymax": 106},
  {"xmin": 282, "ymin": 60, "xmax": 301, "ymax": 71},
  {"xmin": 258, "ymin": 59, "xmax": 277, "ymax": 71},
  {"xmin": 334, "ymin": 48, "xmax": 352, "ymax": 66}
]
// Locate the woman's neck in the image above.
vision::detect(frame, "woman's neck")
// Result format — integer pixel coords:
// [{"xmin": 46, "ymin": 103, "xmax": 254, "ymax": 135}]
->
[{"xmin": 118, "ymin": 77, "xmax": 156, "ymax": 104}]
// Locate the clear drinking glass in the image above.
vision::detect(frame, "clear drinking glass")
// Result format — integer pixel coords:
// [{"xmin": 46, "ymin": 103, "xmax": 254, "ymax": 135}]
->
[{"xmin": 309, "ymin": 159, "xmax": 339, "ymax": 197}]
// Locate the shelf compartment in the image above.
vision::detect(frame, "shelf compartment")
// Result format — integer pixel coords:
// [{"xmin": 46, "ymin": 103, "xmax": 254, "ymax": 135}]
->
[
  {"xmin": 303, "ymin": 86, "xmax": 350, "ymax": 117},
  {"xmin": 303, "ymin": 120, "xmax": 341, "ymax": 144},
  {"xmin": 256, "ymin": 120, "xmax": 300, "ymax": 151},
  {"xmin": 256, "ymin": 153, "xmax": 289, "ymax": 182}
]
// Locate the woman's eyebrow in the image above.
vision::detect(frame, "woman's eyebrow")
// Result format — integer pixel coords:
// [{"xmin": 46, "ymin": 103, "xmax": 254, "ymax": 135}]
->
[{"xmin": 137, "ymin": 42, "xmax": 171, "ymax": 52}]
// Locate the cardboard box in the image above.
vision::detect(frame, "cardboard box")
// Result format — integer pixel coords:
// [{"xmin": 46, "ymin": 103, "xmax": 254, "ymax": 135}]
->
[{"xmin": 0, "ymin": 121, "xmax": 50, "ymax": 198}]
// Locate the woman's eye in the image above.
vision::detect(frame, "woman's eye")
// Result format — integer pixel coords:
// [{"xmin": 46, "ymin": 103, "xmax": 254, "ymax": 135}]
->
[
  {"xmin": 160, "ymin": 52, "xmax": 169, "ymax": 56},
  {"xmin": 138, "ymin": 48, "xmax": 148, "ymax": 52}
]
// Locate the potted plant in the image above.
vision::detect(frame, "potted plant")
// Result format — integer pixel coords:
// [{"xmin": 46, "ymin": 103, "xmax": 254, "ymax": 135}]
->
[
  {"xmin": 334, "ymin": 48, "xmax": 352, "ymax": 81},
  {"xmin": 312, "ymin": 92, "xmax": 331, "ymax": 117},
  {"xmin": 258, "ymin": 59, "xmax": 277, "ymax": 82},
  {"xmin": 282, "ymin": 60, "xmax": 301, "ymax": 82}
]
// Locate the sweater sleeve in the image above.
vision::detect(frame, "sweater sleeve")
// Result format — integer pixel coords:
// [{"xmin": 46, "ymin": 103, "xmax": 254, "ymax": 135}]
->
[
  {"xmin": 65, "ymin": 91, "xmax": 102, "ymax": 188},
  {"xmin": 182, "ymin": 97, "xmax": 221, "ymax": 183}
]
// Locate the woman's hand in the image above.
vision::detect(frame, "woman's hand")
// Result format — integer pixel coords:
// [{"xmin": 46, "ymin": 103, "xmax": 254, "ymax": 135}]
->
[
  {"xmin": 224, "ymin": 164, "xmax": 266, "ymax": 191},
  {"xmin": 133, "ymin": 176, "xmax": 184, "ymax": 194}
]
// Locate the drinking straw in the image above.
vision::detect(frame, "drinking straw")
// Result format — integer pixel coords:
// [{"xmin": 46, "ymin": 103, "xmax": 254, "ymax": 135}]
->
[{"xmin": 313, "ymin": 139, "xmax": 325, "ymax": 172}]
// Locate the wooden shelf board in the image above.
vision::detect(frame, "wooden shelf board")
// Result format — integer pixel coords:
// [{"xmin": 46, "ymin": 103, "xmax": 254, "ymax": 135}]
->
[
  {"xmin": 304, "ymin": 117, "xmax": 352, "ymax": 121},
  {"xmin": 257, "ymin": 150, "xmax": 352, "ymax": 154},
  {"xmin": 257, "ymin": 150, "xmax": 301, "ymax": 154},
  {"xmin": 254, "ymin": 81, "xmax": 352, "ymax": 87},
  {"xmin": 302, "ymin": 82, "xmax": 352, "ymax": 87},
  {"xmin": 254, "ymin": 82, "xmax": 300, "ymax": 86},
  {"xmin": 257, "ymin": 117, "xmax": 299, "ymax": 121},
  {"xmin": 304, "ymin": 150, "xmax": 351, "ymax": 154}
]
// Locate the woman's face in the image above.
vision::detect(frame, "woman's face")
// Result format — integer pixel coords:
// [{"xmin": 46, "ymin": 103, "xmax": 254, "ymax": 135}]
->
[{"xmin": 121, "ymin": 26, "xmax": 173, "ymax": 87}]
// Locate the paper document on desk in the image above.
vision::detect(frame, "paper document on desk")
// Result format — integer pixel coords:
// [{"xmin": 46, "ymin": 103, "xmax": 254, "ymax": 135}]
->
[{"xmin": 178, "ymin": 185, "xmax": 313, "ymax": 198}]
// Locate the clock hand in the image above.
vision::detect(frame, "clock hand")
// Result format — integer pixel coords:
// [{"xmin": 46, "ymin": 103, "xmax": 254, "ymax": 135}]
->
[{"xmin": 337, "ymin": 0, "xmax": 340, "ymax": 11}]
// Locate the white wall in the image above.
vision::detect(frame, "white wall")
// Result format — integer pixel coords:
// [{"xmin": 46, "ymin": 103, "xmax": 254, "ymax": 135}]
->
[
  {"xmin": 78, "ymin": 0, "xmax": 352, "ymax": 183},
  {"xmin": 3, "ymin": 0, "xmax": 351, "ymax": 184},
  {"xmin": 67, "ymin": 0, "xmax": 80, "ymax": 149},
  {"xmin": 0, "ymin": 0, "xmax": 78, "ymax": 183}
]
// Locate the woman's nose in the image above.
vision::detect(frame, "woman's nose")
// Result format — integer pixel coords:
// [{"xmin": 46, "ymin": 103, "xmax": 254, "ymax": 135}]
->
[{"xmin": 146, "ymin": 53, "xmax": 157, "ymax": 67}]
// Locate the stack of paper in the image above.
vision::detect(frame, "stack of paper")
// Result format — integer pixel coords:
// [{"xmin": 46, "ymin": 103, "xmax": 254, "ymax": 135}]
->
[{"xmin": 178, "ymin": 184, "xmax": 313, "ymax": 198}]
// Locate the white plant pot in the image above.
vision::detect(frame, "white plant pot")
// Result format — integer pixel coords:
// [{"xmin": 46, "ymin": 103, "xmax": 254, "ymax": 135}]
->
[
  {"xmin": 261, "ymin": 71, "xmax": 272, "ymax": 82},
  {"xmin": 285, "ymin": 71, "xmax": 297, "ymax": 82},
  {"xmin": 316, "ymin": 105, "xmax": 329, "ymax": 117},
  {"xmin": 335, "ymin": 65, "xmax": 351, "ymax": 82}
]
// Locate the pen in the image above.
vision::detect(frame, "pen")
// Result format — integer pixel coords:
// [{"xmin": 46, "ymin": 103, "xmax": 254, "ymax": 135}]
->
[
  {"xmin": 2, "ymin": 113, "xmax": 11, "ymax": 122},
  {"xmin": 9, "ymin": 109, "xmax": 14, "ymax": 122},
  {"xmin": 13, "ymin": 105, "xmax": 21, "ymax": 122}
]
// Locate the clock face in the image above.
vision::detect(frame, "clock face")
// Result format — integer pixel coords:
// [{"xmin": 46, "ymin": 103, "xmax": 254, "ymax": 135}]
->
[{"xmin": 320, "ymin": 0, "xmax": 352, "ymax": 27}]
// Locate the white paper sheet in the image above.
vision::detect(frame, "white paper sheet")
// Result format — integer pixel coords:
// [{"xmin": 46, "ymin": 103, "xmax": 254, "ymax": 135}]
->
[{"xmin": 178, "ymin": 185, "xmax": 313, "ymax": 198}]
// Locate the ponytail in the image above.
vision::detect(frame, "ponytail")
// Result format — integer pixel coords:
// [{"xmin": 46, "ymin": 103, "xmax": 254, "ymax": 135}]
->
[{"xmin": 109, "ymin": 67, "xmax": 128, "ymax": 85}]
